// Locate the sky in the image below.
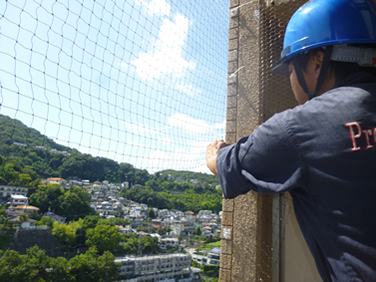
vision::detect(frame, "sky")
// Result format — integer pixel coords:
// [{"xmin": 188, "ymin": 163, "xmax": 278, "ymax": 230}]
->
[{"xmin": 0, "ymin": 0, "xmax": 229, "ymax": 174}]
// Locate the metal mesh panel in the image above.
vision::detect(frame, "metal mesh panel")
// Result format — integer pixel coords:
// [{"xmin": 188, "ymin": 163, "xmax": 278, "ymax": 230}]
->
[
  {"xmin": 258, "ymin": 1, "xmax": 310, "ymax": 280},
  {"xmin": 221, "ymin": 1, "xmax": 310, "ymax": 281}
]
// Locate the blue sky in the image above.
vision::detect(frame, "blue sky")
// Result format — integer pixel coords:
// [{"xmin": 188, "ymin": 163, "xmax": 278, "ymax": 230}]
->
[{"xmin": 0, "ymin": 0, "xmax": 229, "ymax": 174}]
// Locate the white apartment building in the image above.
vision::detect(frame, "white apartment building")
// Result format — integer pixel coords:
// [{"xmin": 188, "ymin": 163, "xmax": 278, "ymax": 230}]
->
[
  {"xmin": 0, "ymin": 185, "xmax": 28, "ymax": 198},
  {"xmin": 115, "ymin": 253, "xmax": 192, "ymax": 282}
]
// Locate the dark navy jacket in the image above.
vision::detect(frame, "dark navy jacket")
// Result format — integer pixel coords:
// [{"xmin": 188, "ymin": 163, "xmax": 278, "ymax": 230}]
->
[{"xmin": 216, "ymin": 73, "xmax": 376, "ymax": 281}]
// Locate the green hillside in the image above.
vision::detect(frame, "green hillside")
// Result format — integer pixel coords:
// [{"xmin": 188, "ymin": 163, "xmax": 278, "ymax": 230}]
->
[
  {"xmin": 0, "ymin": 114, "xmax": 218, "ymax": 187},
  {"xmin": 0, "ymin": 114, "xmax": 72, "ymax": 152}
]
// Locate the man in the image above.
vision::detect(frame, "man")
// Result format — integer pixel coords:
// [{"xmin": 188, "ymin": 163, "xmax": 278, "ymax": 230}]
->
[{"xmin": 206, "ymin": 0, "xmax": 376, "ymax": 281}]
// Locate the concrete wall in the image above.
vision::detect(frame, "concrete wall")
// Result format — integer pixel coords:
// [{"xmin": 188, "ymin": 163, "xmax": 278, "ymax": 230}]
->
[
  {"xmin": 282, "ymin": 194, "xmax": 321, "ymax": 282},
  {"xmin": 220, "ymin": 0, "xmax": 321, "ymax": 281}
]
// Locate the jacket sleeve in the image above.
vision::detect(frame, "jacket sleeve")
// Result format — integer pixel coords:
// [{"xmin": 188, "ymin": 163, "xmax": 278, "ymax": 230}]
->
[{"xmin": 216, "ymin": 113, "xmax": 308, "ymax": 199}]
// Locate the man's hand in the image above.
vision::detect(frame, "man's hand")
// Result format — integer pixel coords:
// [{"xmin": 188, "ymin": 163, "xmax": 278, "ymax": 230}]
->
[{"xmin": 206, "ymin": 140, "xmax": 230, "ymax": 176}]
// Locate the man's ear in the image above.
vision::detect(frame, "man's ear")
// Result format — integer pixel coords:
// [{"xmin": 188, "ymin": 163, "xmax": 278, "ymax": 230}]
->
[{"xmin": 313, "ymin": 51, "xmax": 325, "ymax": 80}]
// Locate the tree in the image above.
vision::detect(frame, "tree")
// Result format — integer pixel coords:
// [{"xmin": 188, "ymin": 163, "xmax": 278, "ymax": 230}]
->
[
  {"xmin": 0, "ymin": 245, "xmax": 119, "ymax": 282},
  {"xmin": 52, "ymin": 220, "xmax": 81, "ymax": 250},
  {"xmin": 106, "ymin": 216, "xmax": 131, "ymax": 227},
  {"xmin": 86, "ymin": 225, "xmax": 124, "ymax": 254},
  {"xmin": 195, "ymin": 227, "xmax": 202, "ymax": 236},
  {"xmin": 140, "ymin": 236, "xmax": 159, "ymax": 254},
  {"xmin": 59, "ymin": 187, "xmax": 95, "ymax": 221},
  {"xmin": 3, "ymin": 165, "xmax": 19, "ymax": 184},
  {"xmin": 156, "ymin": 228, "xmax": 166, "ymax": 235},
  {"xmin": 35, "ymin": 217, "xmax": 54, "ymax": 229},
  {"xmin": 147, "ymin": 207, "xmax": 156, "ymax": 219},
  {"xmin": 59, "ymin": 192, "xmax": 86, "ymax": 220},
  {"xmin": 19, "ymin": 173, "xmax": 32, "ymax": 186},
  {"xmin": 75, "ymin": 227, "xmax": 86, "ymax": 247},
  {"xmin": 0, "ymin": 215, "xmax": 16, "ymax": 235},
  {"xmin": 30, "ymin": 184, "xmax": 94, "ymax": 221},
  {"xmin": 68, "ymin": 246, "xmax": 119, "ymax": 282},
  {"xmin": 83, "ymin": 215, "xmax": 102, "ymax": 229},
  {"xmin": 0, "ymin": 246, "xmax": 70, "ymax": 281},
  {"xmin": 30, "ymin": 184, "xmax": 64, "ymax": 213},
  {"xmin": 0, "ymin": 249, "xmax": 38, "ymax": 281}
]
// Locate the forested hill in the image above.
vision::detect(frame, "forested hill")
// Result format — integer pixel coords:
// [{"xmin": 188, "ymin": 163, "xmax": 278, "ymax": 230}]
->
[
  {"xmin": 157, "ymin": 169, "xmax": 219, "ymax": 185},
  {"xmin": 0, "ymin": 114, "xmax": 219, "ymax": 187},
  {"xmin": 0, "ymin": 114, "xmax": 72, "ymax": 153}
]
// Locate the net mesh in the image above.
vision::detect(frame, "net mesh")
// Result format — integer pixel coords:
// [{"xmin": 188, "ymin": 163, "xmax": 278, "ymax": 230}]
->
[
  {"xmin": 0, "ymin": 0, "xmax": 228, "ymax": 173},
  {"xmin": 0, "ymin": 0, "xmax": 313, "ymax": 281},
  {"xmin": 0, "ymin": 0, "xmax": 228, "ymax": 280}
]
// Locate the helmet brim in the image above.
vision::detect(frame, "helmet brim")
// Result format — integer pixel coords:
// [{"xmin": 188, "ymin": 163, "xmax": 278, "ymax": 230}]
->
[{"xmin": 270, "ymin": 57, "xmax": 289, "ymax": 75}]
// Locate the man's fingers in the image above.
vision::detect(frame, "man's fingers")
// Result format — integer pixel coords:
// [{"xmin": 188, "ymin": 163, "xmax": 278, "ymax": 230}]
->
[
  {"xmin": 217, "ymin": 140, "xmax": 229, "ymax": 150},
  {"xmin": 210, "ymin": 140, "xmax": 227, "ymax": 150}
]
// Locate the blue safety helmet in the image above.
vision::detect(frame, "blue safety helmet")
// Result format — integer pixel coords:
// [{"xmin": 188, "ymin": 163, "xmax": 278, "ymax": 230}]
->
[{"xmin": 271, "ymin": 0, "xmax": 376, "ymax": 76}]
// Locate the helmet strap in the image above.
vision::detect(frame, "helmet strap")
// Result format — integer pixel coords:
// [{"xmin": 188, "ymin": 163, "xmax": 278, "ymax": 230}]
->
[
  {"xmin": 292, "ymin": 46, "xmax": 333, "ymax": 101},
  {"xmin": 314, "ymin": 45, "xmax": 333, "ymax": 99},
  {"xmin": 292, "ymin": 58, "xmax": 312, "ymax": 98}
]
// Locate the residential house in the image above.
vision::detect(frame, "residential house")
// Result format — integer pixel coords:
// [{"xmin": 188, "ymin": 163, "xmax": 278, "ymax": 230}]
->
[
  {"xmin": 128, "ymin": 214, "xmax": 144, "ymax": 228},
  {"xmin": 9, "ymin": 194, "xmax": 29, "ymax": 206},
  {"xmin": 68, "ymin": 179, "xmax": 82, "ymax": 187},
  {"xmin": 151, "ymin": 219, "xmax": 162, "ymax": 230},
  {"xmin": 13, "ymin": 142, "xmax": 27, "ymax": 147},
  {"xmin": 157, "ymin": 209, "xmax": 170, "ymax": 218},
  {"xmin": 159, "ymin": 237, "xmax": 179, "ymax": 250},
  {"xmin": 201, "ymin": 227, "xmax": 214, "ymax": 239},
  {"xmin": 137, "ymin": 231, "xmax": 149, "ymax": 237},
  {"xmin": 207, "ymin": 247, "xmax": 221, "ymax": 265},
  {"xmin": 44, "ymin": 178, "xmax": 68, "ymax": 189},
  {"xmin": 191, "ymin": 247, "xmax": 220, "ymax": 266},
  {"xmin": 43, "ymin": 209, "xmax": 66, "ymax": 224},
  {"xmin": 173, "ymin": 220, "xmax": 195, "ymax": 238},
  {"xmin": 197, "ymin": 210, "xmax": 212, "ymax": 217},
  {"xmin": 6, "ymin": 205, "xmax": 39, "ymax": 219},
  {"xmin": 121, "ymin": 181, "xmax": 129, "ymax": 189},
  {"xmin": 117, "ymin": 225, "xmax": 133, "ymax": 234},
  {"xmin": 10, "ymin": 216, "xmax": 37, "ymax": 229}
]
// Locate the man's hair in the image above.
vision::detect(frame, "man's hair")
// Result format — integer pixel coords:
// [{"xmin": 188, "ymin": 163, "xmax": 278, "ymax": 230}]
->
[{"xmin": 294, "ymin": 46, "xmax": 376, "ymax": 84}]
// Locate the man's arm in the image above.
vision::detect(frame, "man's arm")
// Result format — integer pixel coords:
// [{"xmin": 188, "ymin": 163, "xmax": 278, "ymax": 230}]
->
[{"xmin": 206, "ymin": 113, "xmax": 306, "ymax": 198}]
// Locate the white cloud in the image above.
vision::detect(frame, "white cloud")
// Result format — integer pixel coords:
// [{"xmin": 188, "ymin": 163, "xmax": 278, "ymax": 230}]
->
[
  {"xmin": 132, "ymin": 14, "xmax": 195, "ymax": 80},
  {"xmin": 123, "ymin": 121, "xmax": 162, "ymax": 135},
  {"xmin": 137, "ymin": 0, "xmax": 171, "ymax": 16},
  {"xmin": 147, "ymin": 149, "xmax": 173, "ymax": 170},
  {"xmin": 168, "ymin": 113, "xmax": 212, "ymax": 134},
  {"xmin": 176, "ymin": 82, "xmax": 202, "ymax": 96},
  {"xmin": 146, "ymin": 140, "xmax": 212, "ymax": 173},
  {"xmin": 213, "ymin": 120, "xmax": 226, "ymax": 130},
  {"xmin": 125, "ymin": 140, "xmax": 153, "ymax": 150}
]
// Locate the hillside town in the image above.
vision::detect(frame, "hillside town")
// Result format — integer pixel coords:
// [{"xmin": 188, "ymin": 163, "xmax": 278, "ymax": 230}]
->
[{"xmin": 0, "ymin": 175, "xmax": 223, "ymax": 282}]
